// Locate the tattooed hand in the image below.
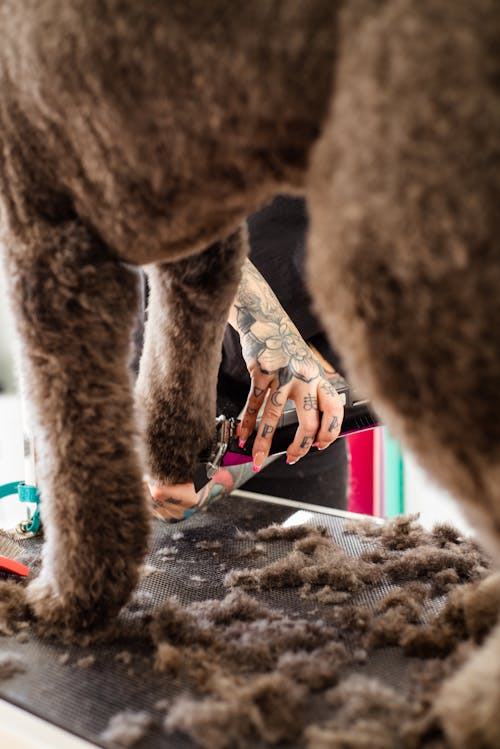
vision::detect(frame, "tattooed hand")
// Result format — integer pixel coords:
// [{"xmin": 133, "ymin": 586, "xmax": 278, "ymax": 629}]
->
[
  {"xmin": 147, "ymin": 468, "xmax": 235, "ymax": 521},
  {"xmin": 146, "ymin": 456, "xmax": 281, "ymax": 521},
  {"xmin": 228, "ymin": 259, "xmax": 344, "ymax": 471}
]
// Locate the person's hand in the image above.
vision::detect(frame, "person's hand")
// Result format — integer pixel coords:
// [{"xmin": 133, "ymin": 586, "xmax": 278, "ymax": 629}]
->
[
  {"xmin": 146, "ymin": 452, "xmax": 284, "ymax": 521},
  {"xmin": 146, "ymin": 467, "xmax": 235, "ymax": 521},
  {"xmin": 237, "ymin": 317, "xmax": 344, "ymax": 472},
  {"xmin": 227, "ymin": 259, "xmax": 344, "ymax": 473}
]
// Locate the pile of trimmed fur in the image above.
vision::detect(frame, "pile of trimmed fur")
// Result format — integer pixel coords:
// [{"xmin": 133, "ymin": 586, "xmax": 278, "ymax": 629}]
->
[
  {"xmin": 150, "ymin": 517, "xmax": 499, "ymax": 749},
  {"xmin": 1, "ymin": 516, "xmax": 498, "ymax": 749}
]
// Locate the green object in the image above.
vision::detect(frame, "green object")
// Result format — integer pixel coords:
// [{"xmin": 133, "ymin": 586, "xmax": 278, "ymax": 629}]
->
[
  {"xmin": 383, "ymin": 429, "xmax": 404, "ymax": 517},
  {"xmin": 0, "ymin": 480, "xmax": 42, "ymax": 534},
  {"xmin": 0, "ymin": 482, "xmax": 20, "ymax": 500}
]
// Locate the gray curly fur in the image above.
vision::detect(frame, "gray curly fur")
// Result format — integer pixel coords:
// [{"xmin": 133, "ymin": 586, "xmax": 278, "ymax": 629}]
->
[{"xmin": 0, "ymin": 4, "xmax": 499, "ymax": 733}]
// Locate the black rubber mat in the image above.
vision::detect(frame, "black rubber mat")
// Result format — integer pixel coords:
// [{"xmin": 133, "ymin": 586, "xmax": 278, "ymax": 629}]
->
[{"xmin": 0, "ymin": 494, "xmax": 437, "ymax": 748}]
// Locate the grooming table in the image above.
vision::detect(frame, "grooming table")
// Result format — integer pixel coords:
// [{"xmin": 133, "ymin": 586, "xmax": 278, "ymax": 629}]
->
[{"xmin": 0, "ymin": 491, "xmax": 441, "ymax": 749}]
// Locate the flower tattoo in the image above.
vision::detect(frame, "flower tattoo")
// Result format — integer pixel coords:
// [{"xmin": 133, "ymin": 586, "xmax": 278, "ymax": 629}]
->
[{"xmin": 235, "ymin": 262, "xmax": 324, "ymax": 388}]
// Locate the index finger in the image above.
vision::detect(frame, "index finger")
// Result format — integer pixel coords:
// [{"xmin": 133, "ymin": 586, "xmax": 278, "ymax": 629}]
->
[
  {"xmin": 238, "ymin": 374, "xmax": 273, "ymax": 445},
  {"xmin": 250, "ymin": 385, "xmax": 289, "ymax": 471}
]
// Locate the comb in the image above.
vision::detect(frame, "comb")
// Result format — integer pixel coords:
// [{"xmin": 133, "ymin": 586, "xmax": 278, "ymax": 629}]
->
[{"xmin": 0, "ymin": 531, "xmax": 30, "ymax": 577}]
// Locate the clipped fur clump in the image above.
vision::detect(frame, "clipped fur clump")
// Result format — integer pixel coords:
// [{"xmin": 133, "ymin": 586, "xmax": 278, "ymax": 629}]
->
[
  {"xmin": 430, "ymin": 569, "xmax": 461, "ymax": 597},
  {"xmin": 189, "ymin": 589, "xmax": 278, "ymax": 626},
  {"xmin": 328, "ymin": 604, "xmax": 373, "ymax": 641},
  {"xmin": 343, "ymin": 518, "xmax": 382, "ymax": 538},
  {"xmin": 115, "ymin": 650, "xmax": 133, "ymax": 665},
  {"xmin": 165, "ymin": 673, "xmax": 307, "ymax": 749},
  {"xmin": 139, "ymin": 564, "xmax": 161, "ymax": 579},
  {"xmin": 76, "ymin": 654, "xmax": 96, "ymax": 668},
  {"xmin": 236, "ymin": 543, "xmax": 266, "ymax": 560},
  {"xmin": 0, "ymin": 581, "xmax": 29, "ymax": 636},
  {"xmin": 431, "ymin": 524, "xmax": 464, "ymax": 547},
  {"xmin": 365, "ymin": 587, "xmax": 427, "ymax": 650},
  {"xmin": 100, "ymin": 710, "xmax": 153, "ymax": 748},
  {"xmin": 359, "ymin": 548, "xmax": 390, "ymax": 565},
  {"xmin": 277, "ymin": 642, "xmax": 349, "ymax": 690},
  {"xmin": 255, "ymin": 524, "xmax": 327, "ymax": 542},
  {"xmin": 156, "ymin": 546, "xmax": 178, "ymax": 558},
  {"xmin": 218, "ymin": 616, "xmax": 338, "ymax": 673},
  {"xmin": 346, "ymin": 514, "xmax": 457, "ymax": 554},
  {"xmin": 399, "ymin": 585, "xmax": 475, "ymax": 659},
  {"xmin": 305, "ymin": 675, "xmax": 413, "ymax": 749},
  {"xmin": 383, "ymin": 546, "xmax": 483, "ymax": 585},
  {"xmin": 224, "ymin": 551, "xmax": 305, "ymax": 590},
  {"xmin": 378, "ymin": 515, "xmax": 432, "ymax": 551},
  {"xmin": 225, "ymin": 531, "xmax": 381, "ymax": 593},
  {"xmin": 195, "ymin": 541, "xmax": 223, "ymax": 551},
  {"xmin": 152, "ymin": 590, "xmax": 344, "ymax": 681},
  {"xmin": 125, "ymin": 590, "xmax": 154, "ymax": 612},
  {"xmin": 302, "ymin": 586, "xmax": 352, "ymax": 605},
  {"xmin": 151, "ymin": 597, "xmax": 211, "ymax": 650},
  {"xmin": 0, "ymin": 651, "xmax": 27, "ymax": 680}
]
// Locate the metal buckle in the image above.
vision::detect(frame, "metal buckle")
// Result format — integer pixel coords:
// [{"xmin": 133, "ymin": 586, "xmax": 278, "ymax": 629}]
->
[
  {"xmin": 0, "ymin": 481, "xmax": 42, "ymax": 536},
  {"xmin": 205, "ymin": 415, "xmax": 238, "ymax": 479}
]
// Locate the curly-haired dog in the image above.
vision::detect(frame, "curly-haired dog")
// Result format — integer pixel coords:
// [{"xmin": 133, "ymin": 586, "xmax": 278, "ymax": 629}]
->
[{"xmin": 0, "ymin": 2, "xmax": 499, "ymax": 741}]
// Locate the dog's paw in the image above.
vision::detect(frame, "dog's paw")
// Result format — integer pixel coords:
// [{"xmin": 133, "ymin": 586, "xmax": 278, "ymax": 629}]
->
[
  {"xmin": 27, "ymin": 577, "xmax": 89, "ymax": 641},
  {"xmin": 26, "ymin": 572, "xmax": 135, "ymax": 643}
]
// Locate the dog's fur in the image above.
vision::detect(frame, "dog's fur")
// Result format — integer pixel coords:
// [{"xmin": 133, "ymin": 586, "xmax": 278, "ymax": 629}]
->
[{"xmin": 0, "ymin": 0, "xmax": 499, "ymax": 741}]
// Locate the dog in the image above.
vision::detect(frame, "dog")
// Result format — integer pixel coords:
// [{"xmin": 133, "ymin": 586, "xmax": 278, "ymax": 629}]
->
[{"xmin": 0, "ymin": 2, "xmax": 499, "ymax": 743}]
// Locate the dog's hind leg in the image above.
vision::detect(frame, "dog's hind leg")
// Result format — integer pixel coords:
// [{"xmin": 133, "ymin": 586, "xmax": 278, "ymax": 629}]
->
[
  {"xmin": 307, "ymin": 0, "xmax": 500, "ymax": 555},
  {"xmin": 2, "ymin": 219, "xmax": 150, "ymax": 637},
  {"xmin": 136, "ymin": 227, "xmax": 247, "ymax": 486}
]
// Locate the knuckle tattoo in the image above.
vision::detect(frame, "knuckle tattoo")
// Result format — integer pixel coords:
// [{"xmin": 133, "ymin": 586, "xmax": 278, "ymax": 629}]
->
[
  {"xmin": 261, "ymin": 423, "xmax": 274, "ymax": 438},
  {"xmin": 303, "ymin": 394, "xmax": 318, "ymax": 411},
  {"xmin": 320, "ymin": 380, "xmax": 337, "ymax": 398},
  {"xmin": 271, "ymin": 390, "xmax": 284, "ymax": 407}
]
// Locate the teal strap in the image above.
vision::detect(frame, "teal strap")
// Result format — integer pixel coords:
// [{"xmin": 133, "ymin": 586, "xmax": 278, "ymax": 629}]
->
[
  {"xmin": 0, "ymin": 481, "xmax": 42, "ymax": 534},
  {"xmin": 0, "ymin": 482, "xmax": 21, "ymax": 500},
  {"xmin": 17, "ymin": 483, "xmax": 40, "ymax": 505}
]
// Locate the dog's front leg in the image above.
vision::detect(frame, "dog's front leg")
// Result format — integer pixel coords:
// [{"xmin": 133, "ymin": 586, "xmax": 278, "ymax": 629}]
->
[
  {"xmin": 136, "ymin": 228, "xmax": 247, "ymax": 486},
  {"xmin": 3, "ymin": 220, "xmax": 150, "ymax": 638}
]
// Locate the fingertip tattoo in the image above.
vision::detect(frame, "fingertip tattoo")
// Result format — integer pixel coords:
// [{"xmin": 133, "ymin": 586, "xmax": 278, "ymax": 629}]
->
[
  {"xmin": 300, "ymin": 435, "xmax": 314, "ymax": 449},
  {"xmin": 328, "ymin": 415, "xmax": 339, "ymax": 432},
  {"xmin": 261, "ymin": 423, "xmax": 274, "ymax": 438}
]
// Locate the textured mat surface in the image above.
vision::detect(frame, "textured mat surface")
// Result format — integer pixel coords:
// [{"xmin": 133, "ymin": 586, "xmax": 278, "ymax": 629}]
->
[{"xmin": 0, "ymin": 495, "xmax": 443, "ymax": 748}]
